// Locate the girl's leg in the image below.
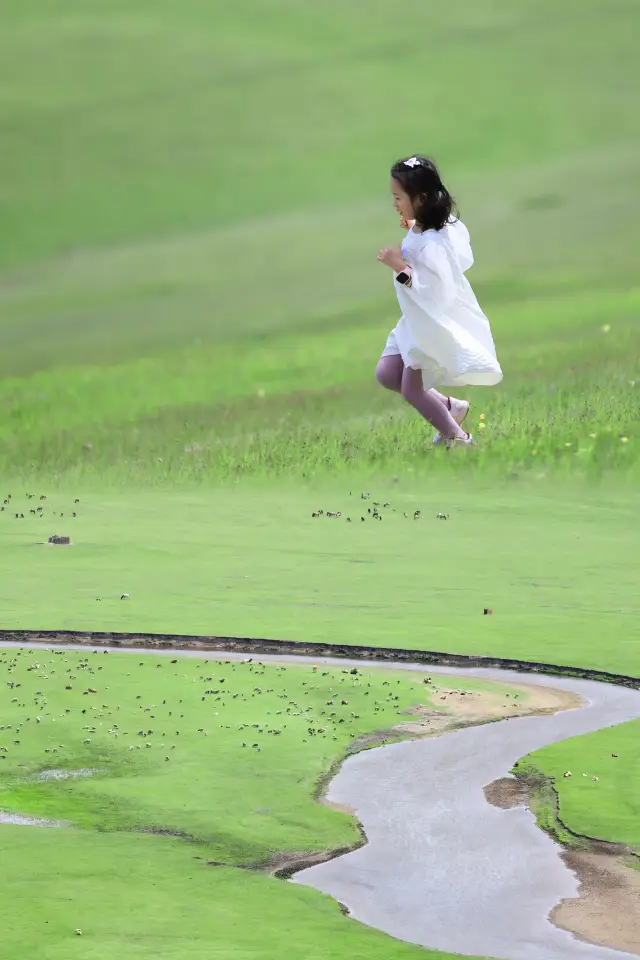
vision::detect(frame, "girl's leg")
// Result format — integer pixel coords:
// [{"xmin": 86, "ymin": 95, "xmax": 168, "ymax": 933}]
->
[
  {"xmin": 430, "ymin": 387, "xmax": 449, "ymax": 405},
  {"xmin": 430, "ymin": 387, "xmax": 467, "ymax": 412},
  {"xmin": 400, "ymin": 367, "xmax": 467, "ymax": 439},
  {"xmin": 376, "ymin": 357, "xmax": 465, "ymax": 410},
  {"xmin": 375, "ymin": 354, "xmax": 404, "ymax": 392}
]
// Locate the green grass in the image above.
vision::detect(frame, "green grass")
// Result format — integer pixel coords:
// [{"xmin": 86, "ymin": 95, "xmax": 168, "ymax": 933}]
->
[
  {"xmin": 1, "ymin": 483, "xmax": 639, "ymax": 677},
  {"xmin": 516, "ymin": 722, "xmax": 640, "ymax": 853},
  {"xmin": 1, "ymin": 0, "xmax": 640, "ymax": 956},
  {"xmin": 1, "ymin": 647, "xmax": 461, "ymax": 852},
  {"xmin": 1, "ymin": 831, "xmax": 487, "ymax": 960},
  {"xmin": 0, "ymin": 0, "xmax": 639, "ymax": 482},
  {"xmin": 0, "ymin": 647, "xmax": 497, "ymax": 960}
]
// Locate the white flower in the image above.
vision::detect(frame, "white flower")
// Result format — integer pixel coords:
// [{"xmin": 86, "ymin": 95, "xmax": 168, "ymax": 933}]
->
[{"xmin": 404, "ymin": 157, "xmax": 421, "ymax": 168}]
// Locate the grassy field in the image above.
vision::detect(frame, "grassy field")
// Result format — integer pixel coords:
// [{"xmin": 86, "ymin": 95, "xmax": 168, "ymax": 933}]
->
[
  {"xmin": 0, "ymin": 646, "xmax": 497, "ymax": 960},
  {"xmin": 517, "ymin": 722, "xmax": 640, "ymax": 853},
  {"xmin": 0, "ymin": 0, "xmax": 638, "ymax": 483},
  {"xmin": 1, "ymin": 0, "xmax": 639, "ymax": 957},
  {"xmin": 1, "ymin": 482, "xmax": 639, "ymax": 678},
  {"xmin": 2, "ymin": 830, "xmax": 491, "ymax": 960}
]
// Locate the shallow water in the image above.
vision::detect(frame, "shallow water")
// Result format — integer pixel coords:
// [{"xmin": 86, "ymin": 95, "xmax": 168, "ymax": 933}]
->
[{"xmin": 0, "ymin": 811, "xmax": 67, "ymax": 827}]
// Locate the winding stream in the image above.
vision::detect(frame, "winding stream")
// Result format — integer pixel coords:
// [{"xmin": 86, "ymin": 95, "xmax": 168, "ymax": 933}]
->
[{"xmin": 2, "ymin": 642, "xmax": 639, "ymax": 960}]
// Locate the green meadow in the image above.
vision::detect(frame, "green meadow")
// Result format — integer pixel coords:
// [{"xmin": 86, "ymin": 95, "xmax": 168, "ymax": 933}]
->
[
  {"xmin": 1, "ymin": 0, "xmax": 639, "ymax": 957},
  {"xmin": 516, "ymin": 721, "xmax": 640, "ymax": 854},
  {"xmin": 0, "ymin": 647, "xmax": 495, "ymax": 960}
]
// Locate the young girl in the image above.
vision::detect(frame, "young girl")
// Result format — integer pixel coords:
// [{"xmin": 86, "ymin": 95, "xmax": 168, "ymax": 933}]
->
[{"xmin": 376, "ymin": 155, "xmax": 502, "ymax": 447}]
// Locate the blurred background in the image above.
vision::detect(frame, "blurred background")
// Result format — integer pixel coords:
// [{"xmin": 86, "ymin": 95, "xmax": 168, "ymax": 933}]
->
[{"xmin": 1, "ymin": 0, "xmax": 638, "ymax": 479}]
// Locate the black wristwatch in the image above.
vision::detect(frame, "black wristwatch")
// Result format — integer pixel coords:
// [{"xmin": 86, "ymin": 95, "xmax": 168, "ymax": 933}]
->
[{"xmin": 396, "ymin": 269, "xmax": 412, "ymax": 286}]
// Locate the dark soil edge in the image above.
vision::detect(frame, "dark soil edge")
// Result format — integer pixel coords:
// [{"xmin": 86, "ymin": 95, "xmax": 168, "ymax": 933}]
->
[{"xmin": 1, "ymin": 628, "xmax": 638, "ymax": 688}]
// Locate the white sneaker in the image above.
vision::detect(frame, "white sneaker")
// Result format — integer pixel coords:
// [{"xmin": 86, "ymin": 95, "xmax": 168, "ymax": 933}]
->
[
  {"xmin": 444, "ymin": 432, "xmax": 474, "ymax": 449},
  {"xmin": 433, "ymin": 399, "xmax": 470, "ymax": 445}
]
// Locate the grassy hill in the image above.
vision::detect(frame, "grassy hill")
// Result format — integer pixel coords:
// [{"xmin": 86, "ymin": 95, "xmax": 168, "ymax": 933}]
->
[
  {"xmin": 1, "ymin": 0, "xmax": 638, "ymax": 481},
  {"xmin": 1, "ymin": 3, "xmax": 639, "ymax": 960}
]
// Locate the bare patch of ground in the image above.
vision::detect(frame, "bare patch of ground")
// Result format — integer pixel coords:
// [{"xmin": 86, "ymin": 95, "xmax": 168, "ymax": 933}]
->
[
  {"xmin": 396, "ymin": 679, "xmax": 581, "ymax": 738},
  {"xmin": 552, "ymin": 850, "xmax": 640, "ymax": 955},
  {"xmin": 483, "ymin": 777, "xmax": 530, "ymax": 809}
]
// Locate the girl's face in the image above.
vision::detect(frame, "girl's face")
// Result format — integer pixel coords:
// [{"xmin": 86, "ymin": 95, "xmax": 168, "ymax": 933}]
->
[{"xmin": 391, "ymin": 178, "xmax": 415, "ymax": 220}]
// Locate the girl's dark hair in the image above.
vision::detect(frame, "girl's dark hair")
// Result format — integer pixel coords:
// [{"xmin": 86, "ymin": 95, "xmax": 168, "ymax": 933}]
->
[{"xmin": 391, "ymin": 155, "xmax": 457, "ymax": 231}]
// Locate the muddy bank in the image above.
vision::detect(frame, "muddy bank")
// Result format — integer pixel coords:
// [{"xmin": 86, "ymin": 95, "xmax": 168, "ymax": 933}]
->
[
  {"xmin": 1, "ymin": 628, "xmax": 638, "ymax": 689},
  {"xmin": 553, "ymin": 851, "xmax": 640, "ymax": 955}
]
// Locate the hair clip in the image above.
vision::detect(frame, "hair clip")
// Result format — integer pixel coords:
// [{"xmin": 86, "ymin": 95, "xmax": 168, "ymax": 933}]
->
[{"xmin": 404, "ymin": 157, "xmax": 421, "ymax": 168}]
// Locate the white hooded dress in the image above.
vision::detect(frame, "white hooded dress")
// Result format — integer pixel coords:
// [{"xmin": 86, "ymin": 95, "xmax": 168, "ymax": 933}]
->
[{"xmin": 384, "ymin": 219, "xmax": 503, "ymax": 389}]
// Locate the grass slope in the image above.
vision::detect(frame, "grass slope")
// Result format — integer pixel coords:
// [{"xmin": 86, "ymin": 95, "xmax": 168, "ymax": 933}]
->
[
  {"xmin": 0, "ymin": 648, "xmax": 513, "ymax": 855},
  {"xmin": 1, "ymin": 831, "xmax": 486, "ymax": 960},
  {"xmin": 1, "ymin": 1, "xmax": 639, "ymax": 955},
  {"xmin": 517, "ymin": 722, "xmax": 640, "ymax": 852},
  {"xmin": 0, "ymin": 647, "xmax": 498, "ymax": 960},
  {"xmin": 0, "ymin": 1, "xmax": 638, "ymax": 481}
]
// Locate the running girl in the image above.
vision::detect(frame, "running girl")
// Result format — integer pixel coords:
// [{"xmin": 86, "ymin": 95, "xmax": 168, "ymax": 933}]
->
[{"xmin": 376, "ymin": 155, "xmax": 502, "ymax": 447}]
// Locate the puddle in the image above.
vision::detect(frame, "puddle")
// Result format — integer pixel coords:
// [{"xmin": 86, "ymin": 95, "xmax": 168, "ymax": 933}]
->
[
  {"xmin": 0, "ymin": 811, "xmax": 68, "ymax": 827},
  {"xmin": 36, "ymin": 767, "xmax": 104, "ymax": 781}
]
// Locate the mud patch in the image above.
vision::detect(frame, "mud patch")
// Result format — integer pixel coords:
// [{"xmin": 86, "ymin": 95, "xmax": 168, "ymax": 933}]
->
[
  {"xmin": 258, "ymin": 837, "xmax": 366, "ymax": 880},
  {"xmin": 484, "ymin": 777, "xmax": 530, "ymax": 809},
  {"xmin": 552, "ymin": 850, "xmax": 640, "ymax": 954},
  {"xmin": 396, "ymin": 680, "xmax": 581, "ymax": 738},
  {"xmin": 0, "ymin": 811, "xmax": 68, "ymax": 827}
]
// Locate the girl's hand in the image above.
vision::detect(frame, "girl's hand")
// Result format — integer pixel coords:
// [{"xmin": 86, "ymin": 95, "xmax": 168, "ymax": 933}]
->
[{"xmin": 378, "ymin": 245, "xmax": 406, "ymax": 272}]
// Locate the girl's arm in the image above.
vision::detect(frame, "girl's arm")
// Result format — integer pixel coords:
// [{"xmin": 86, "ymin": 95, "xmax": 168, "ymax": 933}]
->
[{"xmin": 400, "ymin": 244, "xmax": 457, "ymax": 310}]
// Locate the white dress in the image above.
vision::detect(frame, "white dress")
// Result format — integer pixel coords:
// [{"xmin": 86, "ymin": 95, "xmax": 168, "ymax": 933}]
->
[{"xmin": 382, "ymin": 219, "xmax": 503, "ymax": 389}]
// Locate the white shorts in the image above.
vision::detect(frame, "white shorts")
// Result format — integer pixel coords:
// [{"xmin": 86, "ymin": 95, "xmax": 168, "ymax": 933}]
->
[
  {"xmin": 379, "ymin": 326, "xmax": 443, "ymax": 389},
  {"xmin": 380, "ymin": 328, "xmax": 401, "ymax": 358}
]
